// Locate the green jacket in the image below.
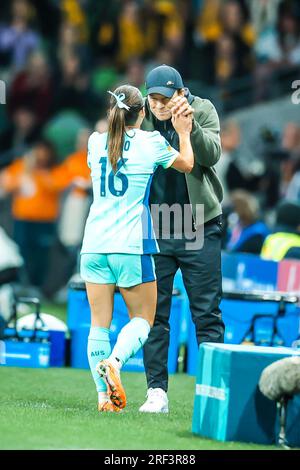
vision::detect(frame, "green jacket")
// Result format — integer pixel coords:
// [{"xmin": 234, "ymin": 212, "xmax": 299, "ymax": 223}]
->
[{"xmin": 141, "ymin": 91, "xmax": 223, "ymax": 225}]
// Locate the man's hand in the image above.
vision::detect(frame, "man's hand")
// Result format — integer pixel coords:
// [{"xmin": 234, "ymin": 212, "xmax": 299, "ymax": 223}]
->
[
  {"xmin": 171, "ymin": 112, "xmax": 193, "ymax": 135},
  {"xmin": 170, "ymin": 96, "xmax": 194, "ymax": 118}
]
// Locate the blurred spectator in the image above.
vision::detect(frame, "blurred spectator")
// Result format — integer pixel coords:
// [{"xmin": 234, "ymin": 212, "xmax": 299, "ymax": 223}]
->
[
  {"xmin": 215, "ymin": 1, "xmax": 254, "ymax": 109},
  {"xmin": 58, "ymin": 128, "xmax": 91, "ymax": 251},
  {"xmin": 249, "ymin": 0, "xmax": 281, "ymax": 60},
  {"xmin": 254, "ymin": 0, "xmax": 300, "ymax": 100},
  {"xmin": 117, "ymin": 1, "xmax": 147, "ymax": 66},
  {"xmin": 0, "ymin": 106, "xmax": 41, "ymax": 169},
  {"xmin": 0, "ymin": 0, "xmax": 40, "ymax": 74},
  {"xmin": 152, "ymin": 0, "xmax": 185, "ymax": 51},
  {"xmin": 214, "ymin": 32, "xmax": 253, "ymax": 87},
  {"xmin": 195, "ymin": 0, "xmax": 222, "ymax": 43},
  {"xmin": 216, "ymin": 119, "xmax": 240, "ymax": 206},
  {"xmin": 286, "ymin": 169, "xmax": 300, "ymax": 203},
  {"xmin": 89, "ymin": 1, "xmax": 120, "ymax": 61},
  {"xmin": 196, "ymin": 0, "xmax": 255, "ymax": 45},
  {"xmin": 218, "ymin": 121, "xmax": 264, "ymax": 196},
  {"xmin": 0, "ymin": 139, "xmax": 68, "ymax": 289},
  {"xmin": 90, "ymin": 62, "xmax": 118, "ymax": 97},
  {"xmin": 8, "ymin": 51, "xmax": 53, "ymax": 125},
  {"xmin": 193, "ymin": 0, "xmax": 254, "ymax": 107},
  {"xmin": 42, "ymin": 109, "xmax": 89, "ymax": 162},
  {"xmin": 265, "ymin": 1, "xmax": 300, "ymax": 64},
  {"xmin": 43, "ymin": 128, "xmax": 92, "ymax": 298},
  {"xmin": 226, "ymin": 190, "xmax": 270, "ymax": 254},
  {"xmin": 61, "ymin": 0, "xmax": 89, "ymax": 45},
  {"xmin": 248, "ymin": 0, "xmax": 281, "ymax": 39},
  {"xmin": 261, "ymin": 201, "xmax": 300, "ymax": 260},
  {"xmin": 28, "ymin": 0, "xmax": 61, "ymax": 43},
  {"xmin": 0, "ymin": 225, "xmax": 24, "ymax": 324},
  {"xmin": 278, "ymin": 123, "xmax": 300, "ymax": 198},
  {"xmin": 0, "ymin": 225, "xmax": 23, "ymax": 287},
  {"xmin": 282, "ymin": 122, "xmax": 300, "ymax": 159},
  {"xmin": 54, "ymin": 51, "xmax": 99, "ymax": 121},
  {"xmin": 220, "ymin": 0, "xmax": 255, "ymax": 46},
  {"xmin": 122, "ymin": 58, "xmax": 146, "ymax": 95},
  {"xmin": 152, "ymin": 45, "xmax": 177, "ymax": 68},
  {"xmin": 58, "ymin": 21, "xmax": 79, "ymax": 58},
  {"xmin": 116, "ymin": 0, "xmax": 184, "ymax": 68},
  {"xmin": 57, "ymin": 21, "xmax": 91, "ymax": 70},
  {"xmin": 283, "ymin": 125, "xmax": 300, "ymax": 202}
]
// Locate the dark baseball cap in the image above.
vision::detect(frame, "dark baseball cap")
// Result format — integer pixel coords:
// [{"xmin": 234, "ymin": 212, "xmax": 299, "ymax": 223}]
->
[{"xmin": 145, "ymin": 65, "xmax": 184, "ymax": 98}]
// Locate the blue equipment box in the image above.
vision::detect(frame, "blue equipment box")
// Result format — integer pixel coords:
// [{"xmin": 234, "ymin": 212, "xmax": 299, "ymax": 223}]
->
[
  {"xmin": 0, "ymin": 338, "xmax": 50, "ymax": 368},
  {"xmin": 0, "ymin": 297, "xmax": 51, "ymax": 368},
  {"xmin": 192, "ymin": 343, "xmax": 300, "ymax": 446},
  {"xmin": 68, "ymin": 282, "xmax": 182, "ymax": 373}
]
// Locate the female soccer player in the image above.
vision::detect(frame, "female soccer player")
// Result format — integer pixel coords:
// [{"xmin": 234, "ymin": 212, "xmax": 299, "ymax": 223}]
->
[{"xmin": 80, "ymin": 85, "xmax": 194, "ymax": 412}]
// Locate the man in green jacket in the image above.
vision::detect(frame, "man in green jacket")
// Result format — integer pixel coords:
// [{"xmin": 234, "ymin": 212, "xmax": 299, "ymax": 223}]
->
[{"xmin": 139, "ymin": 65, "xmax": 225, "ymax": 413}]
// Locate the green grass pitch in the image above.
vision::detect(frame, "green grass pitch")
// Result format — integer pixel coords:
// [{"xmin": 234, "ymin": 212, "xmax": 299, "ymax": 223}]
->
[{"xmin": 0, "ymin": 366, "xmax": 278, "ymax": 450}]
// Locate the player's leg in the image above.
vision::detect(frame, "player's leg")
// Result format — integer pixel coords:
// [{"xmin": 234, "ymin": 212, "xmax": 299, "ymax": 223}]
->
[
  {"xmin": 80, "ymin": 254, "xmax": 117, "ymax": 412},
  {"xmin": 140, "ymin": 250, "xmax": 178, "ymax": 412},
  {"xmin": 112, "ymin": 253, "xmax": 157, "ymax": 363},
  {"xmin": 97, "ymin": 254, "xmax": 157, "ymax": 409},
  {"xmin": 116, "ymin": 279, "xmax": 157, "ymax": 360}
]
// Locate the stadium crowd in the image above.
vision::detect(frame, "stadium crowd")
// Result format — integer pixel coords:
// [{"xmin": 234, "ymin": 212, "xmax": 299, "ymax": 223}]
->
[{"xmin": 0, "ymin": 0, "xmax": 299, "ymax": 298}]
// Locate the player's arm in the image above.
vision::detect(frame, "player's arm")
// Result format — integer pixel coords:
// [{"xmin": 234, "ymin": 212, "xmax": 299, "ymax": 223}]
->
[{"xmin": 170, "ymin": 114, "xmax": 194, "ymax": 174}]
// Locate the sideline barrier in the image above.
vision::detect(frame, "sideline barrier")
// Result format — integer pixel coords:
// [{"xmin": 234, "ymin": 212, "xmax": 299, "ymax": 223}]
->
[{"xmin": 222, "ymin": 252, "xmax": 278, "ymax": 292}]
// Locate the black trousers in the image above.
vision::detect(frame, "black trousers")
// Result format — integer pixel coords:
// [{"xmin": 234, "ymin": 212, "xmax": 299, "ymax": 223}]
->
[{"xmin": 143, "ymin": 221, "xmax": 225, "ymax": 392}]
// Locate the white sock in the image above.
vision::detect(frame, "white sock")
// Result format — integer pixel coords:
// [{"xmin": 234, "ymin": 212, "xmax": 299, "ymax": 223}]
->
[
  {"xmin": 110, "ymin": 317, "xmax": 151, "ymax": 367},
  {"xmin": 108, "ymin": 356, "xmax": 122, "ymax": 372}
]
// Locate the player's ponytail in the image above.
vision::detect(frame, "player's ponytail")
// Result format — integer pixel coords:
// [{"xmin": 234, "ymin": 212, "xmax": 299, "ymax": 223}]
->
[
  {"xmin": 107, "ymin": 85, "xmax": 144, "ymax": 173},
  {"xmin": 107, "ymin": 106, "xmax": 126, "ymax": 173}
]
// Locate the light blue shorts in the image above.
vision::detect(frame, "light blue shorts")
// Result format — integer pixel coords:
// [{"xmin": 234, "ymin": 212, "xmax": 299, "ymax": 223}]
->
[{"xmin": 80, "ymin": 253, "xmax": 156, "ymax": 288}]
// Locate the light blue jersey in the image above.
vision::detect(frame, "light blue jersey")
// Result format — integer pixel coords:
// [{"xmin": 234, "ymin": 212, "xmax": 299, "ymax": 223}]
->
[{"xmin": 81, "ymin": 129, "xmax": 178, "ymax": 255}]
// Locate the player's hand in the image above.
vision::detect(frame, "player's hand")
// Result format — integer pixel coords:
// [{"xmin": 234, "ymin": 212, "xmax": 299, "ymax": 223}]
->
[
  {"xmin": 172, "ymin": 113, "xmax": 193, "ymax": 135},
  {"xmin": 171, "ymin": 96, "xmax": 194, "ymax": 118}
]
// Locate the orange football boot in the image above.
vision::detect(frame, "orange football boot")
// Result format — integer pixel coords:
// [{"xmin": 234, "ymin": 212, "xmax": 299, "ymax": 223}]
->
[
  {"xmin": 96, "ymin": 360, "xmax": 127, "ymax": 409},
  {"xmin": 98, "ymin": 400, "xmax": 121, "ymax": 412}
]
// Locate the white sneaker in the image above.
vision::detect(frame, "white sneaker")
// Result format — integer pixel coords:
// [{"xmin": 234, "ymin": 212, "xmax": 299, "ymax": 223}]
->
[{"xmin": 139, "ymin": 388, "xmax": 169, "ymax": 413}]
